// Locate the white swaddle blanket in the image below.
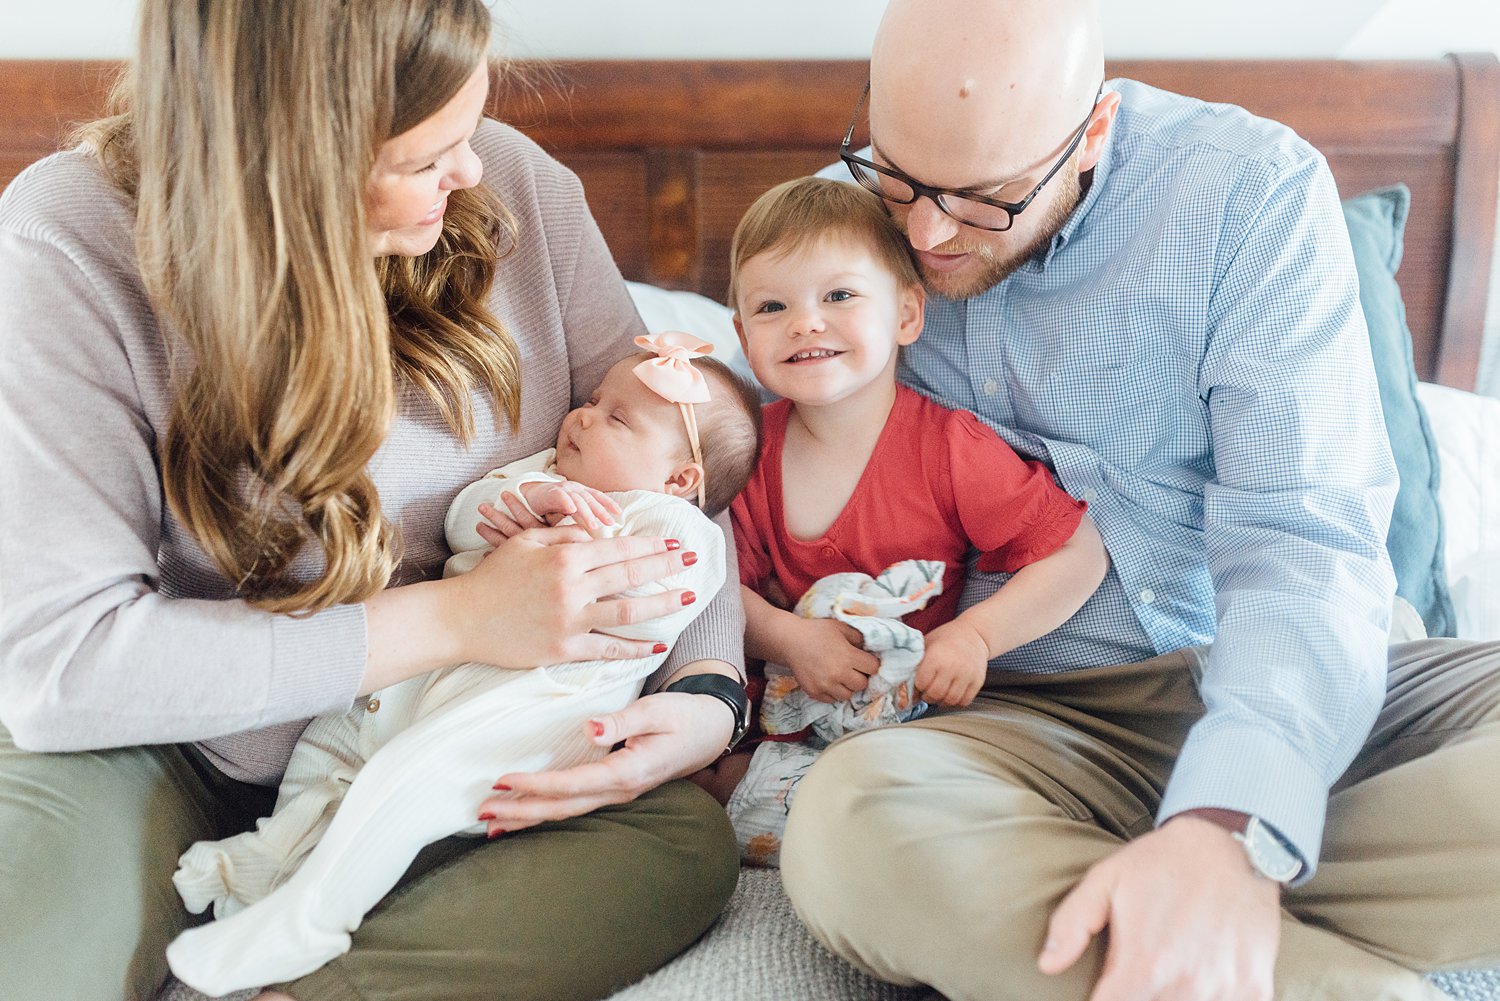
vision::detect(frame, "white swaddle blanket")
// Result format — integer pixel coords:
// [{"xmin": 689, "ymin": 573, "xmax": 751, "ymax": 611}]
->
[{"xmin": 167, "ymin": 453, "xmax": 725, "ymax": 995}]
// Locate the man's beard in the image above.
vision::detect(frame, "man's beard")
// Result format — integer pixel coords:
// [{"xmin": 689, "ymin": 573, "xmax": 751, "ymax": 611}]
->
[{"xmin": 907, "ymin": 166, "xmax": 1082, "ymax": 300}]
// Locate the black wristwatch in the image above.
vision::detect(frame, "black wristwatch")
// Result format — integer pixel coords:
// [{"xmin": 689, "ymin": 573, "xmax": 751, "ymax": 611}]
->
[{"xmin": 664, "ymin": 673, "xmax": 751, "ymax": 754}]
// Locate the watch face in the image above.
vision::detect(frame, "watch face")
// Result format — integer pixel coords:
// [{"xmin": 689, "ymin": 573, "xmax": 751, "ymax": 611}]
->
[{"xmin": 1238, "ymin": 818, "xmax": 1302, "ymax": 883}]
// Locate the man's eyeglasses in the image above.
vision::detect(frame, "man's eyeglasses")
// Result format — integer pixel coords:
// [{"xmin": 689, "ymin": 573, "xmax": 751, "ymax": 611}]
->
[{"xmin": 839, "ymin": 82, "xmax": 1103, "ymax": 233}]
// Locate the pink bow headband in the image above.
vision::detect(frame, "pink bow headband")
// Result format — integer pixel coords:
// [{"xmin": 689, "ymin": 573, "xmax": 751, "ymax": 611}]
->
[{"xmin": 634, "ymin": 331, "xmax": 713, "ymax": 508}]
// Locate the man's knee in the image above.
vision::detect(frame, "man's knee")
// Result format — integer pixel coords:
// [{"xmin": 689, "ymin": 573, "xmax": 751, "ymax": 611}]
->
[{"xmin": 781, "ymin": 728, "xmax": 952, "ymax": 908}]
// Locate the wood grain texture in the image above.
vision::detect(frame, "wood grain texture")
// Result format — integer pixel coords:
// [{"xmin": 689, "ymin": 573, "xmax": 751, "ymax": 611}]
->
[{"xmin": 2, "ymin": 56, "xmax": 1494, "ymax": 390}]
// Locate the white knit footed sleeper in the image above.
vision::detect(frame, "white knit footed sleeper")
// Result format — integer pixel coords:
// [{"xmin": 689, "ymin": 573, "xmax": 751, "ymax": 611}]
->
[{"xmin": 166, "ymin": 450, "xmax": 725, "ymax": 996}]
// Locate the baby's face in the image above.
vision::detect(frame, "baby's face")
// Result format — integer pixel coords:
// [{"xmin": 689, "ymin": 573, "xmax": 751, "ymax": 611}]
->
[{"xmin": 553, "ymin": 357, "xmax": 690, "ymax": 494}]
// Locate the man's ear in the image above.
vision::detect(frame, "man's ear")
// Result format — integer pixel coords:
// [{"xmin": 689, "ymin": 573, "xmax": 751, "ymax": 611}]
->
[
  {"xmin": 1077, "ymin": 90, "xmax": 1120, "ymax": 173},
  {"xmin": 665, "ymin": 461, "xmax": 705, "ymax": 503},
  {"xmin": 896, "ymin": 282, "xmax": 926, "ymax": 347}
]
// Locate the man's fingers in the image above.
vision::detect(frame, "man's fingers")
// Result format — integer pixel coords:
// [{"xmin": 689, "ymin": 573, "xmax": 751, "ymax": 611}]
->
[{"xmin": 1039, "ymin": 869, "xmax": 1112, "ymax": 976}]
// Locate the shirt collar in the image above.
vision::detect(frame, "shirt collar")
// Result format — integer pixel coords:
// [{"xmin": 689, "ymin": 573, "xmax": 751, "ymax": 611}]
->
[{"xmin": 1038, "ymin": 82, "xmax": 1119, "ymax": 267}]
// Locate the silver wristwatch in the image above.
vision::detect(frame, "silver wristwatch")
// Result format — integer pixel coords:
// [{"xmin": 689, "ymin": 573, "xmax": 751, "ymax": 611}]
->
[{"xmin": 1233, "ymin": 816, "xmax": 1304, "ymax": 884}]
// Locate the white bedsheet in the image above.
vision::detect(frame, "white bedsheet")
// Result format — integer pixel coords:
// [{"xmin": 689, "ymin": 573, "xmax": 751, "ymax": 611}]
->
[{"xmin": 1418, "ymin": 381, "xmax": 1500, "ymax": 640}]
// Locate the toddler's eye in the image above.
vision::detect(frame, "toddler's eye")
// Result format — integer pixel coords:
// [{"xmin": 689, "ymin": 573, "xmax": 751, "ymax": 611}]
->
[
  {"xmin": 757, "ymin": 301, "xmax": 785, "ymax": 314},
  {"xmin": 827, "ymin": 289, "xmax": 853, "ymax": 302}
]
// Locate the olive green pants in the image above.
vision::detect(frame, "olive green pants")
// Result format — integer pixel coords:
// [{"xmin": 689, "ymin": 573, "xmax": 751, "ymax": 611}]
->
[
  {"xmin": 0, "ymin": 725, "xmax": 738, "ymax": 1001},
  {"xmin": 782, "ymin": 639, "xmax": 1500, "ymax": 1001}
]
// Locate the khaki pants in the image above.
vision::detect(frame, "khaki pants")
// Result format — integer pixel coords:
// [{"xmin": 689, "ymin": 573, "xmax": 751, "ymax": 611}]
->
[
  {"xmin": 781, "ymin": 639, "xmax": 1500, "ymax": 1001},
  {"xmin": 0, "ymin": 725, "xmax": 738, "ymax": 1001}
]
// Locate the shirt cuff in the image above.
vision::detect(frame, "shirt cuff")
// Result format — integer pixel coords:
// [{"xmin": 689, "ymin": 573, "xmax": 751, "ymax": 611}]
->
[
  {"xmin": 1158, "ymin": 724, "xmax": 1327, "ymax": 884},
  {"xmin": 265, "ymin": 601, "xmax": 368, "ymax": 721}
]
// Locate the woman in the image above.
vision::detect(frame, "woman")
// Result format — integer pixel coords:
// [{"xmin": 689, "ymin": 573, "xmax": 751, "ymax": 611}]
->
[{"xmin": 0, "ymin": 2, "xmax": 744, "ymax": 999}]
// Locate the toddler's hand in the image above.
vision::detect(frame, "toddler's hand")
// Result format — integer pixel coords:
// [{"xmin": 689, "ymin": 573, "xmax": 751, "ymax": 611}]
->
[
  {"xmin": 518, "ymin": 480, "xmax": 622, "ymax": 537},
  {"xmin": 916, "ymin": 619, "xmax": 989, "ymax": 707},
  {"xmin": 785, "ymin": 618, "xmax": 879, "ymax": 703}
]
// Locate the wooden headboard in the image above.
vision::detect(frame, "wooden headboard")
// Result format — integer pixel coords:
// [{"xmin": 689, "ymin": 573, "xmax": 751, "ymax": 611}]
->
[{"xmin": 3, "ymin": 56, "xmax": 1496, "ymax": 391}]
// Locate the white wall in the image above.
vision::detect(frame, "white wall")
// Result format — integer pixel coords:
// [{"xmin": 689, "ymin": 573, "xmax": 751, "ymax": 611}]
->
[
  {"xmin": 4, "ymin": 0, "xmax": 1498, "ymax": 392},
  {"xmin": 5, "ymin": 0, "xmax": 1495, "ymax": 60}
]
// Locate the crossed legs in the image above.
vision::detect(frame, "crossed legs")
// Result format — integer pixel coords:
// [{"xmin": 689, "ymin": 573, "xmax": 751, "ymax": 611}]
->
[{"xmin": 782, "ymin": 641, "xmax": 1500, "ymax": 1001}]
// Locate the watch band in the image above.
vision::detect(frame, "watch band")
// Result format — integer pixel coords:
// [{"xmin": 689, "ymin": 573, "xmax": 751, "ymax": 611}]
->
[{"xmin": 663, "ymin": 673, "xmax": 751, "ymax": 753}]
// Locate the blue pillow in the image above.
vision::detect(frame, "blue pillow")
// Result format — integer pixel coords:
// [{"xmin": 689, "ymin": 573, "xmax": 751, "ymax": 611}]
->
[{"xmin": 1342, "ymin": 184, "xmax": 1456, "ymax": 637}]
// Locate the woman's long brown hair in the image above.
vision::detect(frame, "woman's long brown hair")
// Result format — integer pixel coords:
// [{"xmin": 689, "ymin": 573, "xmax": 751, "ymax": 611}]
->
[{"xmin": 75, "ymin": 0, "xmax": 522, "ymax": 614}]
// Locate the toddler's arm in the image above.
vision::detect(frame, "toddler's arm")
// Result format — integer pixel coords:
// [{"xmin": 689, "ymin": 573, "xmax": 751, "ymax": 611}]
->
[
  {"xmin": 919, "ymin": 515, "xmax": 1110, "ymax": 706},
  {"xmin": 742, "ymin": 585, "xmax": 879, "ymax": 703}
]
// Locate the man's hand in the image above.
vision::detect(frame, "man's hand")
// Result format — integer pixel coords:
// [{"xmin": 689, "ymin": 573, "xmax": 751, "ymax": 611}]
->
[
  {"xmin": 1038, "ymin": 813, "xmax": 1282, "ymax": 1001},
  {"xmin": 784, "ymin": 618, "xmax": 880, "ymax": 703},
  {"xmin": 915, "ymin": 618, "xmax": 989, "ymax": 707}
]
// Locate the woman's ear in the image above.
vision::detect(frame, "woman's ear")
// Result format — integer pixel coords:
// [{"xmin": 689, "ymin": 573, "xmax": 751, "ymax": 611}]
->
[
  {"xmin": 664, "ymin": 461, "xmax": 705, "ymax": 502},
  {"xmin": 896, "ymin": 282, "xmax": 926, "ymax": 347}
]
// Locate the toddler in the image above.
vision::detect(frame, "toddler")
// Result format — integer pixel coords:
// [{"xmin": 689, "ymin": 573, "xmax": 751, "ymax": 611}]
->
[
  {"xmin": 709, "ymin": 178, "xmax": 1110, "ymax": 865},
  {"xmin": 166, "ymin": 335, "xmax": 762, "ymax": 995}
]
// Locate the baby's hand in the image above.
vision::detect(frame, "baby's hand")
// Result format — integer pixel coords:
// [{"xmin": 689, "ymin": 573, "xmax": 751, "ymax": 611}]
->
[
  {"xmin": 915, "ymin": 619, "xmax": 989, "ymax": 708},
  {"xmin": 517, "ymin": 480, "xmax": 622, "ymax": 537},
  {"xmin": 785, "ymin": 619, "xmax": 879, "ymax": 704}
]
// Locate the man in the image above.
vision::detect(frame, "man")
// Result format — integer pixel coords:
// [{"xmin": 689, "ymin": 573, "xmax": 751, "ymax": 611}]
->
[{"xmin": 781, "ymin": 2, "xmax": 1500, "ymax": 999}]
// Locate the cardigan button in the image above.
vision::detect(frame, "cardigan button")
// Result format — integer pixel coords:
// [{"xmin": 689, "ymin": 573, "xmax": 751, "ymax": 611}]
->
[{"xmin": 366, "ymin": 698, "xmax": 381, "ymax": 713}]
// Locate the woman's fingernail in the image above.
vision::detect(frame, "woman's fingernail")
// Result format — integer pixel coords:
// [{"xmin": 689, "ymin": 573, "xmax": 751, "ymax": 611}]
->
[
  {"xmin": 492, "ymin": 782, "xmax": 511, "ymax": 792},
  {"xmin": 682, "ymin": 551, "xmax": 698, "ymax": 566},
  {"xmin": 652, "ymin": 643, "xmax": 667, "ymax": 654},
  {"xmin": 590, "ymin": 720, "xmax": 606, "ymax": 737},
  {"xmin": 665, "ymin": 538, "xmax": 681, "ymax": 551},
  {"xmin": 487, "ymin": 826, "xmax": 506, "ymax": 840},
  {"xmin": 478, "ymin": 810, "xmax": 496, "ymax": 821},
  {"xmin": 681, "ymin": 590, "xmax": 696, "ymax": 606}
]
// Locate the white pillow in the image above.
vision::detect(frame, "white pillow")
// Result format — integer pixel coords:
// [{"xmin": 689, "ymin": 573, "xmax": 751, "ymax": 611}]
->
[
  {"xmin": 1417, "ymin": 381, "xmax": 1500, "ymax": 640},
  {"xmin": 626, "ymin": 281, "xmax": 760, "ymax": 391}
]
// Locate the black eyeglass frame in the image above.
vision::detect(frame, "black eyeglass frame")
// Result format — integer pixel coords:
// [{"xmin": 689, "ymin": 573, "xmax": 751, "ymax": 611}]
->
[{"xmin": 839, "ymin": 81, "xmax": 1105, "ymax": 233}]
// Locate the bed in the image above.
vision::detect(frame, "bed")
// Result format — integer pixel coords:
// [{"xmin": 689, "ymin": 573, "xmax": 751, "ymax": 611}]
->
[{"xmin": 2, "ymin": 54, "xmax": 1497, "ymax": 1001}]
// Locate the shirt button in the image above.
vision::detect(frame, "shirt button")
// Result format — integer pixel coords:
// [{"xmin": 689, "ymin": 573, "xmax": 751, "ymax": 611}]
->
[
  {"xmin": 982, "ymin": 378, "xmax": 999, "ymax": 396},
  {"xmin": 366, "ymin": 698, "xmax": 381, "ymax": 713},
  {"xmin": 1082, "ymin": 488, "xmax": 1098, "ymax": 502},
  {"xmin": 1139, "ymin": 589, "xmax": 1155, "ymax": 605}
]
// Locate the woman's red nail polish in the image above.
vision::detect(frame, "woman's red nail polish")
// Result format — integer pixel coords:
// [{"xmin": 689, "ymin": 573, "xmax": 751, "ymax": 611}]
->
[
  {"xmin": 590, "ymin": 721, "xmax": 606, "ymax": 737},
  {"xmin": 665, "ymin": 538, "xmax": 681, "ymax": 551},
  {"xmin": 682, "ymin": 551, "xmax": 698, "ymax": 566},
  {"xmin": 681, "ymin": 590, "xmax": 696, "ymax": 606},
  {"xmin": 487, "ymin": 826, "xmax": 506, "ymax": 840},
  {"xmin": 652, "ymin": 643, "xmax": 667, "ymax": 654},
  {"xmin": 478, "ymin": 811, "xmax": 496, "ymax": 821},
  {"xmin": 492, "ymin": 782, "xmax": 511, "ymax": 792}
]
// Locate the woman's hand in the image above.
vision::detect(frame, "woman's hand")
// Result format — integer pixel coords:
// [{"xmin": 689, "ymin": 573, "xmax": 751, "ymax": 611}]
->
[
  {"xmin": 443, "ymin": 524, "xmax": 695, "ymax": 668},
  {"xmin": 472, "ymin": 678, "xmax": 737, "ymax": 834}
]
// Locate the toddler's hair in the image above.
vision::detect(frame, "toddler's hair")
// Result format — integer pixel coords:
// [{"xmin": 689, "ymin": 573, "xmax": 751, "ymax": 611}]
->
[{"xmin": 727, "ymin": 177, "xmax": 921, "ymax": 308}]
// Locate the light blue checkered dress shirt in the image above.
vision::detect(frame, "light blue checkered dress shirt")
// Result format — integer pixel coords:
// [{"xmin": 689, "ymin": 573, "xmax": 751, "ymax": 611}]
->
[{"xmin": 826, "ymin": 78, "xmax": 1398, "ymax": 873}]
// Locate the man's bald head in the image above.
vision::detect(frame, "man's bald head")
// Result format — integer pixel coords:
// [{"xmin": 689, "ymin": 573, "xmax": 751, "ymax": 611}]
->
[
  {"xmin": 871, "ymin": 0, "xmax": 1103, "ymax": 187},
  {"xmin": 863, "ymin": 0, "xmax": 1109, "ymax": 299}
]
